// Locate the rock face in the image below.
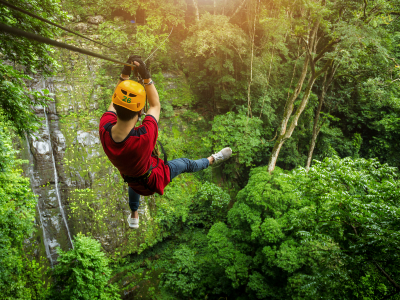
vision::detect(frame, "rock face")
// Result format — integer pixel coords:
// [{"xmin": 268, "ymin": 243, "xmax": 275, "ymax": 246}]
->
[
  {"xmin": 73, "ymin": 22, "xmax": 88, "ymax": 33},
  {"xmin": 20, "ymin": 28, "xmax": 190, "ymax": 264},
  {"xmin": 68, "ymin": 15, "xmax": 81, "ymax": 22},
  {"xmin": 22, "ymin": 77, "xmax": 74, "ymax": 264},
  {"xmin": 87, "ymin": 15, "xmax": 105, "ymax": 25}
]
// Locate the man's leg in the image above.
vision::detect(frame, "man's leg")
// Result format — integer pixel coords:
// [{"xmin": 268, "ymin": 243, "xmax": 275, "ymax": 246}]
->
[
  {"xmin": 128, "ymin": 186, "xmax": 140, "ymax": 219},
  {"xmin": 168, "ymin": 148, "xmax": 232, "ymax": 180},
  {"xmin": 168, "ymin": 157, "xmax": 213, "ymax": 181}
]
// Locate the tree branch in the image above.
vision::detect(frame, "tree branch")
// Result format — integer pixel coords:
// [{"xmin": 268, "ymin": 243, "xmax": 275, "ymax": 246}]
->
[
  {"xmin": 314, "ymin": 59, "xmax": 333, "ymax": 79},
  {"xmin": 314, "ymin": 39, "xmax": 340, "ymax": 64},
  {"xmin": 230, "ymin": 0, "xmax": 247, "ymax": 21},
  {"xmin": 306, "ymin": 19, "xmax": 323, "ymax": 77},
  {"xmin": 191, "ymin": 0, "xmax": 200, "ymax": 22},
  {"xmin": 363, "ymin": 0, "xmax": 368, "ymax": 19},
  {"xmin": 267, "ymin": 129, "xmax": 278, "ymax": 142},
  {"xmin": 374, "ymin": 261, "xmax": 400, "ymax": 291},
  {"xmin": 302, "ymin": 37, "xmax": 316, "ymax": 76}
]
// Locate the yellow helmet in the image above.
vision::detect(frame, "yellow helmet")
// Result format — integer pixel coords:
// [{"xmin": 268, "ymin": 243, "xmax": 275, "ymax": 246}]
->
[{"xmin": 112, "ymin": 80, "xmax": 146, "ymax": 112}]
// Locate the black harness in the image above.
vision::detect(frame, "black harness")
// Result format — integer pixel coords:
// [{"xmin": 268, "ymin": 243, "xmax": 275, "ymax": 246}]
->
[{"xmin": 123, "ymin": 141, "xmax": 167, "ymax": 191}]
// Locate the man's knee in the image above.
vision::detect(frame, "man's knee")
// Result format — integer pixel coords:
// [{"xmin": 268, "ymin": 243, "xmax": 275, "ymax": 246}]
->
[
  {"xmin": 186, "ymin": 159, "xmax": 199, "ymax": 172},
  {"xmin": 177, "ymin": 158, "xmax": 191, "ymax": 172}
]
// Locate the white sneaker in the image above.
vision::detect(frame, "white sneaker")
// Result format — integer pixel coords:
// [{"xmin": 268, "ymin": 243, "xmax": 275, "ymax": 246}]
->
[
  {"xmin": 211, "ymin": 147, "xmax": 232, "ymax": 164},
  {"xmin": 127, "ymin": 215, "xmax": 139, "ymax": 229}
]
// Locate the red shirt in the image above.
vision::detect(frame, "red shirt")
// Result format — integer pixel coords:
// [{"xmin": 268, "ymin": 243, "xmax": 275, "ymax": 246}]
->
[{"xmin": 99, "ymin": 111, "xmax": 170, "ymax": 195}]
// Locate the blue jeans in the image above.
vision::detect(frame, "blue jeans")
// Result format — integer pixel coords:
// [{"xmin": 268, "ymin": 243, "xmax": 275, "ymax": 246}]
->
[{"xmin": 129, "ymin": 158, "xmax": 209, "ymax": 211}]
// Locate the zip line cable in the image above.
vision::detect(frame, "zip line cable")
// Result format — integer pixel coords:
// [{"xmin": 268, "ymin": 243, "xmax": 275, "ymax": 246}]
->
[
  {"xmin": 0, "ymin": 0, "xmax": 115, "ymax": 50},
  {"xmin": 0, "ymin": 22, "xmax": 135, "ymax": 68},
  {"xmin": 144, "ymin": 27, "xmax": 173, "ymax": 62}
]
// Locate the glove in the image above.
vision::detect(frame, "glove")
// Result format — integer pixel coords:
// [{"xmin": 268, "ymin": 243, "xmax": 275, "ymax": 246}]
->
[
  {"xmin": 131, "ymin": 56, "xmax": 151, "ymax": 80},
  {"xmin": 121, "ymin": 55, "xmax": 141, "ymax": 76}
]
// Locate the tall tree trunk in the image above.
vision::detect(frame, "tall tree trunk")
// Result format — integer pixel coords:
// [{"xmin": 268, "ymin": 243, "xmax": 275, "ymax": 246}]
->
[
  {"xmin": 306, "ymin": 72, "xmax": 327, "ymax": 170},
  {"xmin": 306, "ymin": 64, "xmax": 337, "ymax": 170},
  {"xmin": 192, "ymin": 0, "xmax": 200, "ymax": 22},
  {"xmin": 230, "ymin": 0, "xmax": 247, "ymax": 20},
  {"xmin": 268, "ymin": 72, "xmax": 317, "ymax": 172},
  {"xmin": 260, "ymin": 50, "xmax": 274, "ymax": 118},
  {"xmin": 267, "ymin": 17, "xmax": 323, "ymax": 173},
  {"xmin": 267, "ymin": 58, "xmax": 332, "ymax": 173},
  {"xmin": 247, "ymin": 0, "xmax": 257, "ymax": 119},
  {"xmin": 268, "ymin": 60, "xmax": 332, "ymax": 173}
]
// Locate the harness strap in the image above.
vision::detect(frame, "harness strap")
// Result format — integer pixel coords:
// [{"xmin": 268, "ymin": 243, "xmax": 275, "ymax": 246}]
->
[
  {"xmin": 123, "ymin": 142, "xmax": 167, "ymax": 191},
  {"xmin": 157, "ymin": 141, "xmax": 168, "ymax": 165},
  {"xmin": 123, "ymin": 156, "xmax": 159, "ymax": 191}
]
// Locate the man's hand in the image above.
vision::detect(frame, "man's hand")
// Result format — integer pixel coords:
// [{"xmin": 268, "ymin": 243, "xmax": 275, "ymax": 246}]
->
[
  {"xmin": 121, "ymin": 55, "xmax": 140, "ymax": 77},
  {"xmin": 132, "ymin": 57, "xmax": 151, "ymax": 80}
]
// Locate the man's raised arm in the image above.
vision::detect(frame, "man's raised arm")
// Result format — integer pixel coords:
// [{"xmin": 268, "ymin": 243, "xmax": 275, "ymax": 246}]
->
[
  {"xmin": 107, "ymin": 56, "xmax": 160, "ymax": 122},
  {"xmin": 132, "ymin": 59, "xmax": 160, "ymax": 122},
  {"xmin": 107, "ymin": 56, "xmax": 134, "ymax": 113}
]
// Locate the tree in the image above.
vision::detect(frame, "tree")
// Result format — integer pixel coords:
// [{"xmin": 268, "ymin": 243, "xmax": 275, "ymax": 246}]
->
[
  {"xmin": 0, "ymin": 0, "xmax": 64, "ymax": 76},
  {"xmin": 0, "ymin": 112, "xmax": 46, "ymax": 299},
  {"xmin": 0, "ymin": 0, "xmax": 64, "ymax": 134},
  {"xmin": 265, "ymin": 0, "xmax": 335, "ymax": 172},
  {"xmin": 0, "ymin": 1, "xmax": 66, "ymax": 298},
  {"xmin": 305, "ymin": 65, "xmax": 338, "ymax": 170},
  {"xmin": 211, "ymin": 109, "xmax": 265, "ymax": 184},
  {"xmin": 47, "ymin": 234, "xmax": 120, "ymax": 300},
  {"xmin": 206, "ymin": 157, "xmax": 400, "ymax": 299},
  {"xmin": 264, "ymin": 0, "xmax": 400, "ymax": 172}
]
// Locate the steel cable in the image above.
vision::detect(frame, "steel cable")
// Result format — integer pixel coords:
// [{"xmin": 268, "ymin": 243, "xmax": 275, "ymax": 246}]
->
[
  {"xmin": 0, "ymin": 22, "xmax": 135, "ymax": 68},
  {"xmin": 0, "ymin": 0, "xmax": 115, "ymax": 49}
]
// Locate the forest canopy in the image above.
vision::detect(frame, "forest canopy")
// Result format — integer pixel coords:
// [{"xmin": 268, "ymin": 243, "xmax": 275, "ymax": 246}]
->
[{"xmin": 0, "ymin": 0, "xmax": 399, "ymax": 299}]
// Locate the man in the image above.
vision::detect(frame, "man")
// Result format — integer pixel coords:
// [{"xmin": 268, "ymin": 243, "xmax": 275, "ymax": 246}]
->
[{"xmin": 99, "ymin": 56, "xmax": 232, "ymax": 229}]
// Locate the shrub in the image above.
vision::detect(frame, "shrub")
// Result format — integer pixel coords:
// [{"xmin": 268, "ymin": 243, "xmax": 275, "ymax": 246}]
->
[
  {"xmin": 187, "ymin": 181, "xmax": 231, "ymax": 228},
  {"xmin": 48, "ymin": 233, "xmax": 120, "ymax": 300}
]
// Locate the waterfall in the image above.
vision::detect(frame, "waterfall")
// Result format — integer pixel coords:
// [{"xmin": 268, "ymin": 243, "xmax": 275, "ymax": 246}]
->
[
  {"xmin": 25, "ymin": 135, "xmax": 54, "ymax": 267},
  {"xmin": 43, "ymin": 107, "xmax": 74, "ymax": 249},
  {"xmin": 36, "ymin": 204, "xmax": 54, "ymax": 267}
]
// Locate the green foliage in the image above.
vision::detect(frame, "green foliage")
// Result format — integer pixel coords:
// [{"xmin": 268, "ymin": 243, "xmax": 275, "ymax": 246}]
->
[
  {"xmin": 0, "ymin": 0, "xmax": 58, "ymax": 136},
  {"xmin": 205, "ymin": 157, "xmax": 400, "ymax": 299},
  {"xmin": 0, "ymin": 112, "xmax": 46, "ymax": 299},
  {"xmin": 187, "ymin": 182, "xmax": 230, "ymax": 228},
  {"xmin": 288, "ymin": 157, "xmax": 400, "ymax": 299},
  {"xmin": 0, "ymin": 62, "xmax": 52, "ymax": 135},
  {"xmin": 149, "ymin": 157, "xmax": 400, "ymax": 300},
  {"xmin": 161, "ymin": 245, "xmax": 206, "ymax": 297},
  {"xmin": 211, "ymin": 109, "xmax": 265, "ymax": 181},
  {"xmin": 0, "ymin": 0, "xmax": 65, "ymax": 75},
  {"xmin": 183, "ymin": 12, "xmax": 247, "ymax": 59},
  {"xmin": 1, "ymin": 1, "xmax": 398, "ymax": 299},
  {"xmin": 151, "ymin": 72, "xmax": 172, "ymax": 117},
  {"xmin": 48, "ymin": 233, "xmax": 120, "ymax": 300},
  {"xmin": 182, "ymin": 12, "xmax": 248, "ymax": 106},
  {"xmin": 64, "ymin": 0, "xmax": 185, "ymax": 61},
  {"xmin": 154, "ymin": 173, "xmax": 202, "ymax": 232},
  {"xmin": 98, "ymin": 20, "xmax": 131, "ymax": 50},
  {"xmin": 158, "ymin": 229, "xmax": 230, "ymax": 300}
]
